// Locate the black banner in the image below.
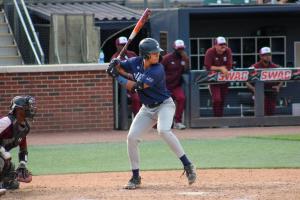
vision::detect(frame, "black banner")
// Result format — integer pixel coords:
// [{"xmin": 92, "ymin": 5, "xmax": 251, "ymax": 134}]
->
[{"xmin": 195, "ymin": 68, "xmax": 300, "ymax": 84}]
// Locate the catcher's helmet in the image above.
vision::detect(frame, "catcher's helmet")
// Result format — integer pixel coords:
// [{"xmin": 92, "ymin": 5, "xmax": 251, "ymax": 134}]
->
[
  {"xmin": 139, "ymin": 38, "xmax": 163, "ymax": 59},
  {"xmin": 9, "ymin": 95, "xmax": 37, "ymax": 120}
]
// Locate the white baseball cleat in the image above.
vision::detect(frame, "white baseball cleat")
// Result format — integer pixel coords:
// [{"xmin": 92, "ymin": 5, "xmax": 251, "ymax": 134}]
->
[{"xmin": 174, "ymin": 122, "xmax": 186, "ymax": 130}]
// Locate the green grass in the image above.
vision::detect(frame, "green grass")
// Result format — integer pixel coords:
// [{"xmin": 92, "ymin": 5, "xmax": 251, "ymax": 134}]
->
[
  {"xmin": 241, "ymin": 134, "xmax": 300, "ymax": 141},
  {"xmin": 10, "ymin": 136, "xmax": 300, "ymax": 176}
]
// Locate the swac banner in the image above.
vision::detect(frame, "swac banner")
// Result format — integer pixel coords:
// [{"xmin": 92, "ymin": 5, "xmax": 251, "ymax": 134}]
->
[
  {"xmin": 195, "ymin": 68, "xmax": 300, "ymax": 85},
  {"xmin": 260, "ymin": 70, "xmax": 292, "ymax": 81},
  {"xmin": 218, "ymin": 71, "xmax": 249, "ymax": 81}
]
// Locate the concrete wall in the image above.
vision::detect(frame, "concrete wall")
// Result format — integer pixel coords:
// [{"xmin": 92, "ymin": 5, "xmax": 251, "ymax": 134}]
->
[
  {"xmin": 150, "ymin": 9, "xmax": 180, "ymax": 53},
  {"xmin": 0, "ymin": 64, "xmax": 113, "ymax": 133}
]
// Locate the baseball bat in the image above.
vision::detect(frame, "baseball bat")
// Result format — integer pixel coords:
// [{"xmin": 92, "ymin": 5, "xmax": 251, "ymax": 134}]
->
[{"xmin": 117, "ymin": 8, "xmax": 151, "ymax": 59}]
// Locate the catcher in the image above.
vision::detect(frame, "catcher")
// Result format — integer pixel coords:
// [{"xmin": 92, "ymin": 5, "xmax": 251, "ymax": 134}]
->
[{"xmin": 0, "ymin": 95, "xmax": 36, "ymax": 193}]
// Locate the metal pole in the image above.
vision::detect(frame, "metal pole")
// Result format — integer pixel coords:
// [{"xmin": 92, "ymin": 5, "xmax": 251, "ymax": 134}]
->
[
  {"xmin": 163, "ymin": 0, "xmax": 170, "ymax": 8},
  {"xmin": 255, "ymin": 81, "xmax": 264, "ymax": 118},
  {"xmin": 120, "ymin": 87, "xmax": 129, "ymax": 130},
  {"xmin": 144, "ymin": 0, "xmax": 148, "ymax": 9}
]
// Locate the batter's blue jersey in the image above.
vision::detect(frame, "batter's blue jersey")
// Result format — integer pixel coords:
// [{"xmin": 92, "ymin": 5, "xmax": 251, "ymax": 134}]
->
[{"xmin": 120, "ymin": 56, "xmax": 170, "ymax": 105}]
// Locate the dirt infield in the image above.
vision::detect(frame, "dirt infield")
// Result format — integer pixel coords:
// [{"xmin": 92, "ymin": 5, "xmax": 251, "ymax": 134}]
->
[
  {"xmin": 5, "ymin": 169, "xmax": 300, "ymax": 200},
  {"xmin": 4, "ymin": 126, "xmax": 300, "ymax": 200}
]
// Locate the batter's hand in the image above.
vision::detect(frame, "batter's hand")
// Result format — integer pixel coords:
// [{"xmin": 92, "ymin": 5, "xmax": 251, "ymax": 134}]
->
[{"xmin": 106, "ymin": 58, "xmax": 120, "ymax": 78}]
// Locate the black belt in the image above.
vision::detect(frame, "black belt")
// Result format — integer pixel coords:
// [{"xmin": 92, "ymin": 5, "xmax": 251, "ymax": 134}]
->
[{"xmin": 145, "ymin": 101, "xmax": 163, "ymax": 108}]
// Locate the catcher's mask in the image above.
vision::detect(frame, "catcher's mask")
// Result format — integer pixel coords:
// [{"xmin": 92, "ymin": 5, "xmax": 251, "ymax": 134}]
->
[{"xmin": 9, "ymin": 95, "xmax": 37, "ymax": 120}]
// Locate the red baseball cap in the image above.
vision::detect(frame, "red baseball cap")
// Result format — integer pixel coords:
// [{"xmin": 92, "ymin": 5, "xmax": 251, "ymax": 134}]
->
[
  {"xmin": 115, "ymin": 36, "xmax": 128, "ymax": 46},
  {"xmin": 173, "ymin": 39, "xmax": 185, "ymax": 50},
  {"xmin": 260, "ymin": 47, "xmax": 271, "ymax": 55},
  {"xmin": 215, "ymin": 36, "xmax": 227, "ymax": 45}
]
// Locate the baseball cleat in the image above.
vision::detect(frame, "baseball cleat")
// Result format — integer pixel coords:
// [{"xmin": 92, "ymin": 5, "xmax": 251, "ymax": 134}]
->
[
  {"xmin": 124, "ymin": 176, "xmax": 141, "ymax": 189},
  {"xmin": 174, "ymin": 122, "xmax": 186, "ymax": 130},
  {"xmin": 183, "ymin": 164, "xmax": 197, "ymax": 185}
]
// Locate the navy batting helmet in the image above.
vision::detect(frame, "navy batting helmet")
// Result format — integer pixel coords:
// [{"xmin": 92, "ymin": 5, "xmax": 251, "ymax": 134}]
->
[
  {"xmin": 139, "ymin": 38, "xmax": 163, "ymax": 59},
  {"xmin": 9, "ymin": 95, "xmax": 37, "ymax": 120}
]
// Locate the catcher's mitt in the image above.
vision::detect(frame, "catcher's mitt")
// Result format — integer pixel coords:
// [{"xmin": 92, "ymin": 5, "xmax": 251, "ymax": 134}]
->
[{"xmin": 16, "ymin": 162, "xmax": 32, "ymax": 183}]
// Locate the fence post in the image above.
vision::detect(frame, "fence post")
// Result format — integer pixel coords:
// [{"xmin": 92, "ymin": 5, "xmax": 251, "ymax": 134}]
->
[
  {"xmin": 183, "ymin": 74, "xmax": 190, "ymax": 128},
  {"xmin": 254, "ymin": 81, "xmax": 264, "ymax": 118},
  {"xmin": 190, "ymin": 72, "xmax": 200, "ymax": 127},
  {"xmin": 119, "ymin": 87, "xmax": 129, "ymax": 130}
]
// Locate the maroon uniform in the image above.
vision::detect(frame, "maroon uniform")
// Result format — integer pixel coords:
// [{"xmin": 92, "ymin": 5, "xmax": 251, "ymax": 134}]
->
[
  {"xmin": 204, "ymin": 47, "xmax": 233, "ymax": 117},
  {"xmin": 0, "ymin": 115, "xmax": 28, "ymax": 152},
  {"xmin": 111, "ymin": 50, "xmax": 137, "ymax": 61},
  {"xmin": 0, "ymin": 96, "xmax": 36, "ymax": 190},
  {"xmin": 111, "ymin": 50, "xmax": 141, "ymax": 116},
  {"xmin": 252, "ymin": 61, "xmax": 279, "ymax": 115},
  {"xmin": 161, "ymin": 52, "xmax": 188, "ymax": 123}
]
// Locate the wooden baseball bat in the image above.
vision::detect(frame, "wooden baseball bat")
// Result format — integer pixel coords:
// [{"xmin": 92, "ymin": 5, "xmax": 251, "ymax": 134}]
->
[{"xmin": 117, "ymin": 8, "xmax": 151, "ymax": 59}]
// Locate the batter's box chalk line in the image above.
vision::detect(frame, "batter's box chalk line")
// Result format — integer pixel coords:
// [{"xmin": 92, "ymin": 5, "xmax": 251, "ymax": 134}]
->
[{"xmin": 177, "ymin": 191, "xmax": 212, "ymax": 196}]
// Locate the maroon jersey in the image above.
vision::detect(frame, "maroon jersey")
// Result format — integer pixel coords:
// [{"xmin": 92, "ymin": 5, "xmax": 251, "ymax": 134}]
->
[
  {"xmin": 0, "ymin": 115, "xmax": 29, "ymax": 151},
  {"xmin": 252, "ymin": 60, "xmax": 279, "ymax": 90},
  {"xmin": 161, "ymin": 52, "xmax": 189, "ymax": 90},
  {"xmin": 204, "ymin": 47, "xmax": 233, "ymax": 71},
  {"xmin": 111, "ymin": 50, "xmax": 137, "ymax": 61}
]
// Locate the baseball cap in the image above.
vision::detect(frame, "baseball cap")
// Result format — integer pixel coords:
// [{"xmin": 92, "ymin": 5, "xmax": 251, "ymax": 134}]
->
[
  {"xmin": 260, "ymin": 47, "xmax": 271, "ymax": 55},
  {"xmin": 215, "ymin": 36, "xmax": 227, "ymax": 45},
  {"xmin": 173, "ymin": 39, "xmax": 185, "ymax": 50},
  {"xmin": 116, "ymin": 36, "xmax": 128, "ymax": 46}
]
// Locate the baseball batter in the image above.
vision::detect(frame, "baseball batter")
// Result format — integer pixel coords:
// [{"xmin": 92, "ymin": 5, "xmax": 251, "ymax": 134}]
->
[
  {"xmin": 107, "ymin": 38, "xmax": 197, "ymax": 189},
  {"xmin": 0, "ymin": 96, "xmax": 36, "ymax": 194}
]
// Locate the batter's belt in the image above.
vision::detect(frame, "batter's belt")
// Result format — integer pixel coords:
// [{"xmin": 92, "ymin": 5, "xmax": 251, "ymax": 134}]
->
[{"xmin": 144, "ymin": 101, "xmax": 163, "ymax": 108}]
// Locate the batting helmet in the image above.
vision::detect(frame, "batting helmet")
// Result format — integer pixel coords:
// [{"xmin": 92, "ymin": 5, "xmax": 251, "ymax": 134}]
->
[
  {"xmin": 9, "ymin": 96, "xmax": 37, "ymax": 120},
  {"xmin": 139, "ymin": 38, "xmax": 163, "ymax": 59}
]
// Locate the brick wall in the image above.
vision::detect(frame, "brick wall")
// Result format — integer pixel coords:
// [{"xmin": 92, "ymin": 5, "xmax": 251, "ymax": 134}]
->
[{"xmin": 0, "ymin": 64, "xmax": 113, "ymax": 133}]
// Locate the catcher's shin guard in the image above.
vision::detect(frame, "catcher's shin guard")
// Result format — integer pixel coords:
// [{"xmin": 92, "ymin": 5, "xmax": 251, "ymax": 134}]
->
[{"xmin": 2, "ymin": 162, "xmax": 19, "ymax": 190}]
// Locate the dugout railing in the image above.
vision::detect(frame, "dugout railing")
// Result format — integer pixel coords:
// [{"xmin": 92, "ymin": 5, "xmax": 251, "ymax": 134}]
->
[
  {"xmin": 4, "ymin": 0, "xmax": 44, "ymax": 64},
  {"xmin": 183, "ymin": 68, "xmax": 300, "ymax": 128}
]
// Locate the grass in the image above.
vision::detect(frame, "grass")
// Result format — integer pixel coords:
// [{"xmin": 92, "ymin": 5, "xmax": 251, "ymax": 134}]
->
[
  {"xmin": 240, "ymin": 134, "xmax": 300, "ymax": 141},
  {"xmin": 10, "ymin": 136, "xmax": 300, "ymax": 176}
]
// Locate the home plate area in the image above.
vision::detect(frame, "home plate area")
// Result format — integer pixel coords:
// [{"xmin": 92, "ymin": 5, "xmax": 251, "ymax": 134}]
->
[{"xmin": 3, "ymin": 169, "xmax": 300, "ymax": 200}]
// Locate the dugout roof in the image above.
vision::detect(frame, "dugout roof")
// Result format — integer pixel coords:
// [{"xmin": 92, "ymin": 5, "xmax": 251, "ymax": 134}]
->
[{"xmin": 27, "ymin": 1, "xmax": 142, "ymax": 22}]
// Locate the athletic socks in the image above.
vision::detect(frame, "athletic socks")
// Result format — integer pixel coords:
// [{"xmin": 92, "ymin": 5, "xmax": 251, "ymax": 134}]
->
[
  {"xmin": 132, "ymin": 169, "xmax": 140, "ymax": 178},
  {"xmin": 132, "ymin": 156, "xmax": 190, "ymax": 177},
  {"xmin": 180, "ymin": 154, "xmax": 192, "ymax": 166}
]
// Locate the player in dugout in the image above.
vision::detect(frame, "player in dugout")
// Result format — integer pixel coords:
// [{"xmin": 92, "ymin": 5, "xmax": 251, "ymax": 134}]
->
[
  {"xmin": 111, "ymin": 36, "xmax": 142, "ymax": 116},
  {"xmin": 246, "ymin": 47, "xmax": 283, "ymax": 115},
  {"xmin": 204, "ymin": 36, "xmax": 233, "ymax": 117},
  {"xmin": 161, "ymin": 39, "xmax": 190, "ymax": 130}
]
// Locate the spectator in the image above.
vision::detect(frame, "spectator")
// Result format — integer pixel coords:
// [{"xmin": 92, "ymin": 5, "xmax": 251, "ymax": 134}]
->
[
  {"xmin": 204, "ymin": 36, "xmax": 233, "ymax": 117},
  {"xmin": 111, "ymin": 36, "xmax": 141, "ymax": 116},
  {"xmin": 161, "ymin": 39, "xmax": 189, "ymax": 130},
  {"xmin": 246, "ymin": 47, "xmax": 283, "ymax": 115}
]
